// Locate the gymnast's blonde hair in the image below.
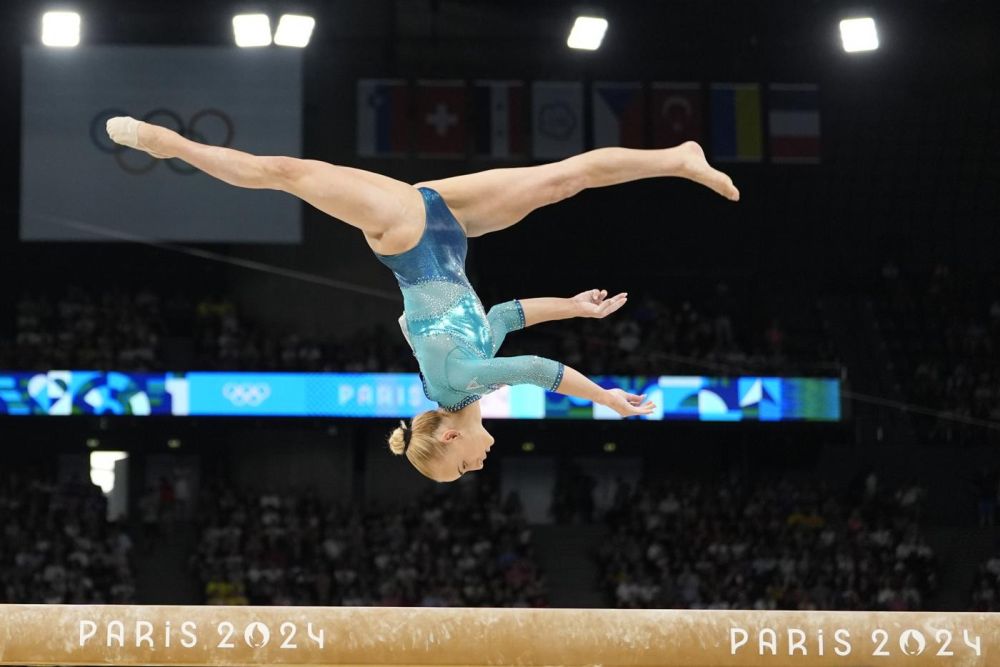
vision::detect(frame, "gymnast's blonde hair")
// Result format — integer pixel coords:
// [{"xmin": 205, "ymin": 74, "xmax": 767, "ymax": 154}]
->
[{"xmin": 388, "ymin": 409, "xmax": 447, "ymax": 480}]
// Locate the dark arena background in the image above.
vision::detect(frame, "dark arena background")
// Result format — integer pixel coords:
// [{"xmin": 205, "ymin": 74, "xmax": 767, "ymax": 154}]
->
[{"xmin": 0, "ymin": 1, "xmax": 999, "ymax": 665}]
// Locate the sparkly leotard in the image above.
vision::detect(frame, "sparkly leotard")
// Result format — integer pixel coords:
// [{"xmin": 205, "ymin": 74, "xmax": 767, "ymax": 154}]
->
[{"xmin": 375, "ymin": 187, "xmax": 565, "ymax": 411}]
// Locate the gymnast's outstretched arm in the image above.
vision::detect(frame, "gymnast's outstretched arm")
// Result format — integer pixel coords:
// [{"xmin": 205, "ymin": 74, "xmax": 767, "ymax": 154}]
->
[
  {"xmin": 485, "ymin": 289, "xmax": 626, "ymax": 354},
  {"xmin": 555, "ymin": 364, "xmax": 655, "ymax": 418},
  {"xmin": 522, "ymin": 289, "xmax": 627, "ymax": 326},
  {"xmin": 448, "ymin": 354, "xmax": 654, "ymax": 418}
]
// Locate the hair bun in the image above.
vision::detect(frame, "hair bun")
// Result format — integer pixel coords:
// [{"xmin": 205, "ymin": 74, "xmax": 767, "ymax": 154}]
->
[{"xmin": 388, "ymin": 420, "xmax": 410, "ymax": 456}]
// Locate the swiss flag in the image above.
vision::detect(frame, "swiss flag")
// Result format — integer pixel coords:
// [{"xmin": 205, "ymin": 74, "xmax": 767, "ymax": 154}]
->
[
  {"xmin": 650, "ymin": 82, "xmax": 704, "ymax": 147},
  {"xmin": 415, "ymin": 80, "xmax": 467, "ymax": 158}
]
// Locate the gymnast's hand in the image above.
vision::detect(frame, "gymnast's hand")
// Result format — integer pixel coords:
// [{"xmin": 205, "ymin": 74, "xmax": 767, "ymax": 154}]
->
[
  {"xmin": 571, "ymin": 289, "xmax": 627, "ymax": 318},
  {"xmin": 601, "ymin": 388, "xmax": 655, "ymax": 418}
]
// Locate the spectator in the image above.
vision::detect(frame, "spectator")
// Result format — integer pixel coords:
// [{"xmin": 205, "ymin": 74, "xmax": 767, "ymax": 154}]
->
[
  {"xmin": 191, "ymin": 479, "xmax": 549, "ymax": 608},
  {"xmin": 596, "ymin": 474, "xmax": 937, "ymax": 610}
]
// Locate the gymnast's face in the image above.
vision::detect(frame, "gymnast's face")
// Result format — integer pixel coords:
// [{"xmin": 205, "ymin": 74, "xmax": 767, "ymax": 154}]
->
[{"xmin": 434, "ymin": 414, "xmax": 494, "ymax": 483}]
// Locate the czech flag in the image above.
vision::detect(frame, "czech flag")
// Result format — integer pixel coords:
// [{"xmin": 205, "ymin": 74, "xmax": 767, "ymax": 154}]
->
[
  {"xmin": 768, "ymin": 83, "xmax": 821, "ymax": 164},
  {"xmin": 356, "ymin": 79, "xmax": 409, "ymax": 157},
  {"xmin": 710, "ymin": 83, "xmax": 762, "ymax": 162},
  {"xmin": 591, "ymin": 81, "xmax": 645, "ymax": 148}
]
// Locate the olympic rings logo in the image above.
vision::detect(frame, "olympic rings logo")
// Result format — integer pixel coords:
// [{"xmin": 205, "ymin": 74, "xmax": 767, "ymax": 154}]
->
[
  {"xmin": 90, "ymin": 108, "xmax": 234, "ymax": 175},
  {"xmin": 222, "ymin": 383, "xmax": 272, "ymax": 407}
]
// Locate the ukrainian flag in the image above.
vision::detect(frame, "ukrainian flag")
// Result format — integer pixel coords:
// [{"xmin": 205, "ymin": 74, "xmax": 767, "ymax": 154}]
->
[{"xmin": 710, "ymin": 83, "xmax": 762, "ymax": 162}]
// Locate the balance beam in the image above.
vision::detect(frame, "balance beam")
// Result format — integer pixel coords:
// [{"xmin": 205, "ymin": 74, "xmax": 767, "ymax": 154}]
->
[{"xmin": 0, "ymin": 605, "xmax": 996, "ymax": 666}]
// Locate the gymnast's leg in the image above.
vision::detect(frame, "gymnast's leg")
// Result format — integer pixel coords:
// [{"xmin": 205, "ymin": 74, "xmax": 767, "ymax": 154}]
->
[
  {"xmin": 106, "ymin": 117, "xmax": 423, "ymax": 249},
  {"xmin": 416, "ymin": 142, "xmax": 739, "ymax": 237}
]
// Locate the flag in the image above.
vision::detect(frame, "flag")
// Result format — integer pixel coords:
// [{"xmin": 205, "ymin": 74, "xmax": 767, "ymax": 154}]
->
[
  {"xmin": 710, "ymin": 83, "xmax": 762, "ymax": 162},
  {"xmin": 768, "ymin": 83, "xmax": 821, "ymax": 164},
  {"xmin": 591, "ymin": 81, "xmax": 645, "ymax": 148},
  {"xmin": 473, "ymin": 80, "xmax": 526, "ymax": 159},
  {"xmin": 415, "ymin": 80, "xmax": 467, "ymax": 158},
  {"xmin": 356, "ymin": 79, "xmax": 409, "ymax": 157},
  {"xmin": 532, "ymin": 81, "xmax": 584, "ymax": 159},
  {"xmin": 650, "ymin": 82, "xmax": 703, "ymax": 147}
]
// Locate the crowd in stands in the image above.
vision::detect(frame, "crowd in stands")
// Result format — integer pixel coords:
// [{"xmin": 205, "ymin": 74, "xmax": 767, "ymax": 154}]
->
[
  {"xmin": 596, "ymin": 473, "xmax": 937, "ymax": 611},
  {"xmin": 877, "ymin": 262, "xmax": 1000, "ymax": 445},
  {"xmin": 0, "ymin": 470, "xmax": 136, "ymax": 603},
  {"xmin": 6, "ymin": 264, "xmax": 1000, "ymax": 448},
  {"xmin": 1, "ymin": 282, "xmax": 836, "ymax": 376},
  {"xmin": 193, "ymin": 296, "xmax": 413, "ymax": 373},
  {"xmin": 969, "ymin": 543, "xmax": 1000, "ymax": 611},
  {"xmin": 0, "ymin": 287, "xmax": 412, "ymax": 373},
  {"xmin": 6, "ymin": 289, "xmax": 166, "ymax": 370},
  {"xmin": 191, "ymin": 479, "xmax": 548, "ymax": 607},
  {"xmin": 499, "ymin": 282, "xmax": 837, "ymax": 377}
]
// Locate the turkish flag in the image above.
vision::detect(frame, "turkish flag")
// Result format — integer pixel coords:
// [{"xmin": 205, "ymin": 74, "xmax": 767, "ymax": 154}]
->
[
  {"xmin": 415, "ymin": 80, "xmax": 467, "ymax": 158},
  {"xmin": 651, "ymin": 82, "xmax": 704, "ymax": 147}
]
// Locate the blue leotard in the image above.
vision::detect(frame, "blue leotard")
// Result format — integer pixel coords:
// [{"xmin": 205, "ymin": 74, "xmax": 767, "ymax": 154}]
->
[{"xmin": 375, "ymin": 187, "xmax": 564, "ymax": 411}]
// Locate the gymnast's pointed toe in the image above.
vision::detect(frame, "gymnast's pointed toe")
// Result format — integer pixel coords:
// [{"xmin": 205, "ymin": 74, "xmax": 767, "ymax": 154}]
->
[
  {"xmin": 106, "ymin": 116, "xmax": 169, "ymax": 159},
  {"xmin": 106, "ymin": 116, "xmax": 140, "ymax": 148}
]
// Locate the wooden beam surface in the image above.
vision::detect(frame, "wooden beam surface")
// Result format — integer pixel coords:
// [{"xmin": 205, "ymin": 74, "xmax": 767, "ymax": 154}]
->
[{"xmin": 0, "ymin": 605, "xmax": 996, "ymax": 666}]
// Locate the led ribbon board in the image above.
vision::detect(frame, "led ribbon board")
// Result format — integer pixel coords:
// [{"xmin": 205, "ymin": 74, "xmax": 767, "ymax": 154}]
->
[{"xmin": 0, "ymin": 371, "xmax": 840, "ymax": 420}]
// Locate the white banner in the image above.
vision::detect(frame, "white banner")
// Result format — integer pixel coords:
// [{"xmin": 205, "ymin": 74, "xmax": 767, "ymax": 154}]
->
[{"xmin": 20, "ymin": 46, "xmax": 303, "ymax": 243}]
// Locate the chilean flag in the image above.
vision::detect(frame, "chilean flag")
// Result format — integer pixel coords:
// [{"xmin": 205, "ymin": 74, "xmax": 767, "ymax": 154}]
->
[
  {"xmin": 768, "ymin": 83, "xmax": 821, "ymax": 164},
  {"xmin": 473, "ymin": 80, "xmax": 526, "ymax": 159},
  {"xmin": 650, "ymin": 82, "xmax": 703, "ymax": 147},
  {"xmin": 356, "ymin": 79, "xmax": 409, "ymax": 157},
  {"xmin": 591, "ymin": 81, "xmax": 645, "ymax": 148},
  {"xmin": 415, "ymin": 80, "xmax": 467, "ymax": 158}
]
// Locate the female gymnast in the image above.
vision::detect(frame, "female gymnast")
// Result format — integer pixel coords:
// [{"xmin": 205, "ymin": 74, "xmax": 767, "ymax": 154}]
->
[{"xmin": 106, "ymin": 116, "xmax": 739, "ymax": 482}]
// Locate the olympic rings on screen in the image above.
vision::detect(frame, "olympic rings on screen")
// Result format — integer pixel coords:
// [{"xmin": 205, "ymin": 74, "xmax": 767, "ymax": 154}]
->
[
  {"xmin": 222, "ymin": 383, "xmax": 272, "ymax": 407},
  {"xmin": 90, "ymin": 108, "xmax": 235, "ymax": 175}
]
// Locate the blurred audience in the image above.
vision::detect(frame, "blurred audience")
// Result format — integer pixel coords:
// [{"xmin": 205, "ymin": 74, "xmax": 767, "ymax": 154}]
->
[
  {"xmin": 503, "ymin": 285, "xmax": 837, "ymax": 376},
  {"xmin": 191, "ymin": 480, "xmax": 548, "ymax": 607},
  {"xmin": 596, "ymin": 473, "xmax": 937, "ymax": 610},
  {"xmin": 877, "ymin": 262, "xmax": 1000, "ymax": 445},
  {"xmin": 1, "ymin": 283, "xmax": 837, "ymax": 375},
  {"xmin": 0, "ymin": 471, "xmax": 135, "ymax": 603},
  {"xmin": 970, "ymin": 543, "xmax": 1000, "ymax": 611}
]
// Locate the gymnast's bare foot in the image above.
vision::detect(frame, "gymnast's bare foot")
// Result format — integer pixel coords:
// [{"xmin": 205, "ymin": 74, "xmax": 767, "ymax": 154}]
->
[
  {"xmin": 106, "ymin": 116, "xmax": 172, "ymax": 159},
  {"xmin": 677, "ymin": 141, "xmax": 740, "ymax": 201}
]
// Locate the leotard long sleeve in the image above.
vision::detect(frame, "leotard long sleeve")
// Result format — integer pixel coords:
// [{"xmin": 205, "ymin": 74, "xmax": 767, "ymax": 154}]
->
[{"xmin": 375, "ymin": 187, "xmax": 564, "ymax": 411}]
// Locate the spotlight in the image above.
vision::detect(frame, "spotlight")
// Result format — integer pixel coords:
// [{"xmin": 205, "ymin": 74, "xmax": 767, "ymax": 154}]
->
[
  {"xmin": 85, "ymin": 437, "xmax": 100, "ymax": 449},
  {"xmin": 840, "ymin": 17, "xmax": 879, "ymax": 52},
  {"xmin": 167, "ymin": 438, "xmax": 182, "ymax": 450},
  {"xmin": 521, "ymin": 441, "xmax": 535, "ymax": 452},
  {"xmin": 233, "ymin": 14, "xmax": 272, "ymax": 47},
  {"xmin": 274, "ymin": 14, "xmax": 315, "ymax": 48},
  {"xmin": 602, "ymin": 441, "xmax": 617, "ymax": 453},
  {"xmin": 567, "ymin": 16, "xmax": 608, "ymax": 51},
  {"xmin": 42, "ymin": 11, "xmax": 80, "ymax": 47}
]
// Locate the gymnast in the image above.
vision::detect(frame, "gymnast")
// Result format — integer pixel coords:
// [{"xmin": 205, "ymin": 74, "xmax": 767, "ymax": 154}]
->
[{"xmin": 107, "ymin": 116, "xmax": 738, "ymax": 482}]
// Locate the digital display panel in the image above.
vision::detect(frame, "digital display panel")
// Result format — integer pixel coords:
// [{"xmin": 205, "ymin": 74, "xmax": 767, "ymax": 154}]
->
[{"xmin": 0, "ymin": 371, "xmax": 840, "ymax": 421}]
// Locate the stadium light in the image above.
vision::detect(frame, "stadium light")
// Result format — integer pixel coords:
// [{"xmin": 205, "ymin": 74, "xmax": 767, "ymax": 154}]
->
[
  {"xmin": 840, "ymin": 17, "xmax": 879, "ymax": 52},
  {"xmin": 41, "ymin": 11, "xmax": 80, "ymax": 47},
  {"xmin": 232, "ymin": 14, "xmax": 272, "ymax": 47},
  {"xmin": 567, "ymin": 16, "xmax": 608, "ymax": 51},
  {"xmin": 274, "ymin": 14, "xmax": 315, "ymax": 47}
]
